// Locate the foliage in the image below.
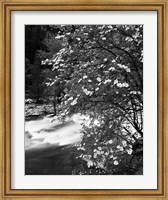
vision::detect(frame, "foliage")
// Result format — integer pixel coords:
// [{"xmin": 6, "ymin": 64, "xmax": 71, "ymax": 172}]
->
[
  {"xmin": 41, "ymin": 25, "xmax": 143, "ymax": 175},
  {"xmin": 25, "ymin": 103, "xmax": 54, "ymax": 120}
]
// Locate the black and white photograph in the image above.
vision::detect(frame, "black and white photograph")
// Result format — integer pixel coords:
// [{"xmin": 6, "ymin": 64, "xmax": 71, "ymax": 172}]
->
[{"xmin": 25, "ymin": 25, "xmax": 143, "ymax": 175}]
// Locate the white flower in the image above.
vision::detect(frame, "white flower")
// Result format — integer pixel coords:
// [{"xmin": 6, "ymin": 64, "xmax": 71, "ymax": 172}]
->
[
  {"xmin": 114, "ymin": 79, "xmax": 118, "ymax": 84},
  {"xmin": 122, "ymin": 140, "xmax": 127, "ymax": 147},
  {"xmin": 130, "ymin": 91, "xmax": 137, "ymax": 94},
  {"xmin": 117, "ymin": 64, "xmax": 130, "ymax": 71},
  {"xmin": 68, "ymin": 97, "xmax": 73, "ymax": 101},
  {"xmin": 114, "ymin": 160, "xmax": 119, "ymax": 165},
  {"xmin": 97, "ymin": 151, "xmax": 101, "ymax": 155},
  {"xmin": 117, "ymin": 63, "xmax": 122, "ymax": 68},
  {"xmin": 93, "ymin": 153, "xmax": 97, "ymax": 158},
  {"xmin": 116, "ymin": 82, "xmax": 129, "ymax": 88},
  {"xmin": 102, "ymin": 37, "xmax": 106, "ymax": 40},
  {"xmin": 104, "ymin": 79, "xmax": 112, "ymax": 84},
  {"xmin": 109, "ymin": 67, "xmax": 115, "ymax": 71},
  {"xmin": 55, "ymin": 35, "xmax": 64, "ymax": 39},
  {"xmin": 97, "ymin": 162, "xmax": 105, "ymax": 169},
  {"xmin": 83, "ymin": 75, "xmax": 87, "ymax": 79},
  {"xmin": 108, "ymin": 25, "xmax": 112, "ymax": 28},
  {"xmin": 96, "ymin": 77, "xmax": 101, "ymax": 82},
  {"xmin": 98, "ymin": 146, "xmax": 102, "ymax": 150},
  {"xmin": 116, "ymin": 145, "xmax": 124, "ymax": 151},
  {"xmin": 83, "ymin": 88, "xmax": 93, "ymax": 96},
  {"xmin": 104, "ymin": 58, "xmax": 108, "ymax": 62},
  {"xmin": 124, "ymin": 83, "xmax": 129, "ymax": 87},
  {"xmin": 83, "ymin": 88, "xmax": 87, "ymax": 93},
  {"xmin": 108, "ymin": 140, "xmax": 113, "ymax": 144},
  {"xmin": 88, "ymin": 155, "xmax": 92, "ymax": 159},
  {"xmin": 126, "ymin": 149, "xmax": 133, "ymax": 155},
  {"xmin": 117, "ymin": 83, "xmax": 122, "ymax": 87},
  {"xmin": 87, "ymin": 160, "xmax": 94, "ymax": 168},
  {"xmin": 94, "ymin": 119, "xmax": 101, "ymax": 126},
  {"xmin": 85, "ymin": 120, "xmax": 91, "ymax": 127},
  {"xmin": 71, "ymin": 98, "xmax": 77, "ymax": 105},
  {"xmin": 105, "ymin": 152, "xmax": 109, "ymax": 156}
]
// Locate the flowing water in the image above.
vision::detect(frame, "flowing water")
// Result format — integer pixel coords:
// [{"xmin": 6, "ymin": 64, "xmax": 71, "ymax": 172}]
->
[{"xmin": 25, "ymin": 114, "xmax": 86, "ymax": 175}]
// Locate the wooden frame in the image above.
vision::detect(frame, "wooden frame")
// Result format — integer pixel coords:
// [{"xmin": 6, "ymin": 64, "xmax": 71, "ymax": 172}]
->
[{"xmin": 0, "ymin": 0, "xmax": 167, "ymax": 199}]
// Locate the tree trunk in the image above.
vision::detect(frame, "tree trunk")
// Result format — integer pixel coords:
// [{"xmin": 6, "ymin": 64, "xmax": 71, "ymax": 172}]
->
[{"xmin": 53, "ymin": 101, "xmax": 56, "ymax": 116}]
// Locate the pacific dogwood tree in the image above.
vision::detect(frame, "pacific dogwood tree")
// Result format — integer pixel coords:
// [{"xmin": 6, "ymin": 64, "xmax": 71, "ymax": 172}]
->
[{"xmin": 42, "ymin": 25, "xmax": 143, "ymax": 175}]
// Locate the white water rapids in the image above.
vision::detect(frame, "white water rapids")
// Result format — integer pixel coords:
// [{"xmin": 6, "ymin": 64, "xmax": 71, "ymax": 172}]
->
[{"xmin": 25, "ymin": 114, "xmax": 90, "ymax": 149}]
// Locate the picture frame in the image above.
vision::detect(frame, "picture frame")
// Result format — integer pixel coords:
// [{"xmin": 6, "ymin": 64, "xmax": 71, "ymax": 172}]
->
[{"xmin": 0, "ymin": 0, "xmax": 167, "ymax": 199}]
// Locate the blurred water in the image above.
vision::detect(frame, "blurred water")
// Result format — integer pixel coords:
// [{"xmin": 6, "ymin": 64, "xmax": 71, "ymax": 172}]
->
[{"xmin": 25, "ymin": 114, "xmax": 85, "ymax": 149}]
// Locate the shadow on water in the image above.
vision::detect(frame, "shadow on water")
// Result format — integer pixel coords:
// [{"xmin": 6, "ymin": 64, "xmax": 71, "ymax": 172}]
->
[
  {"xmin": 25, "ymin": 145, "xmax": 81, "ymax": 175},
  {"xmin": 25, "ymin": 115, "xmax": 44, "ymax": 122}
]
